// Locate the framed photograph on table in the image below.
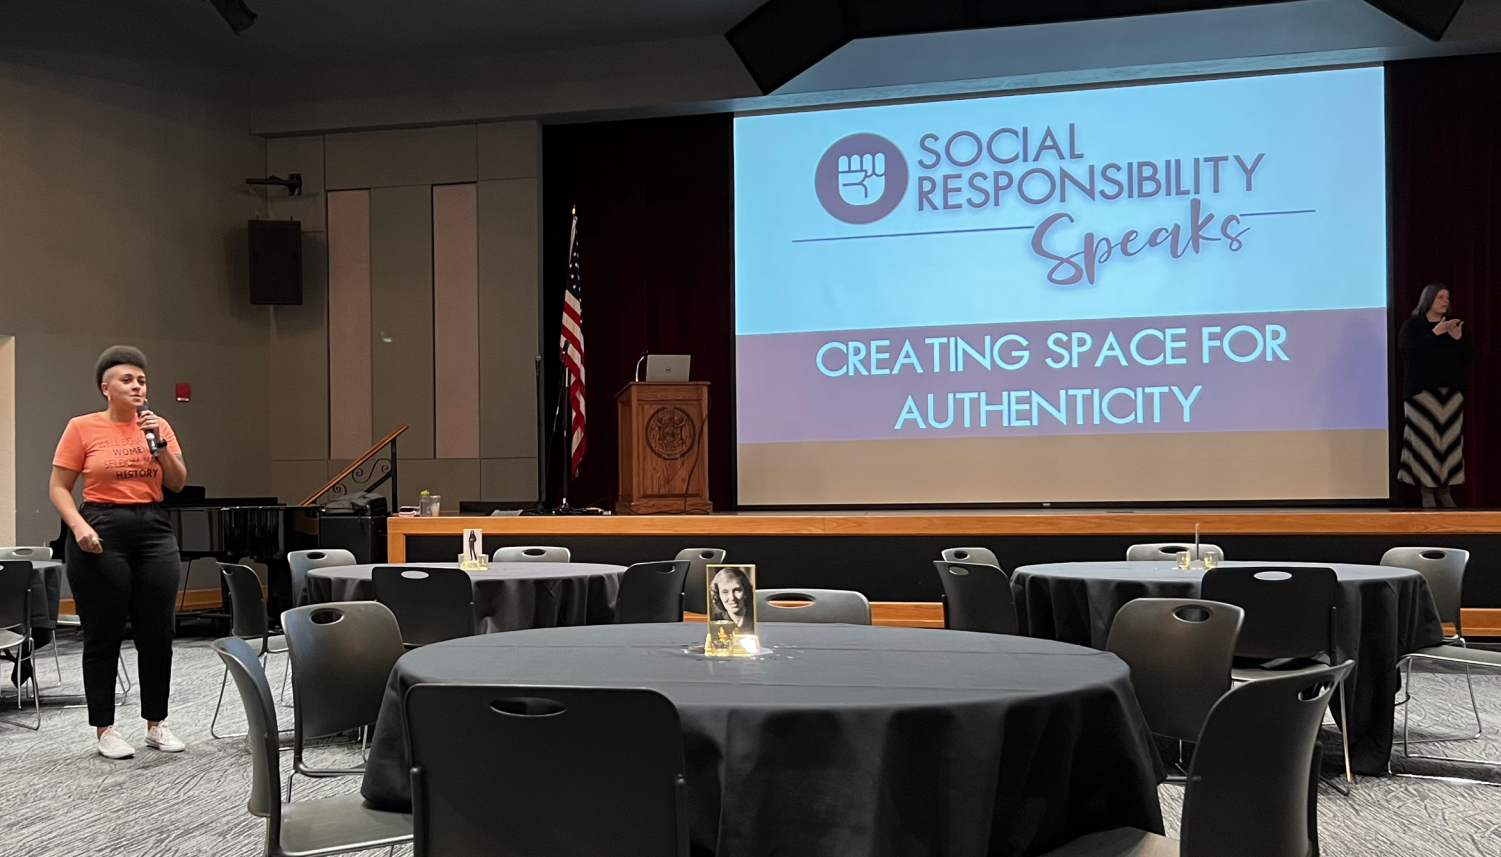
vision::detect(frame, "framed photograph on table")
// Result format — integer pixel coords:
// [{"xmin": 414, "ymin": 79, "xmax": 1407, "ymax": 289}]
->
[{"xmin": 706, "ymin": 564, "xmax": 758, "ymax": 655}]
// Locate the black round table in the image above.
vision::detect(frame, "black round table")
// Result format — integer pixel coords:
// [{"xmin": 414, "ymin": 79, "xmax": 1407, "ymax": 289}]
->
[
  {"xmin": 360, "ymin": 623, "xmax": 1164, "ymax": 857},
  {"xmin": 22, "ymin": 560, "xmax": 62, "ymax": 629},
  {"xmin": 1011, "ymin": 560, "xmax": 1446, "ymax": 776},
  {"xmin": 305, "ymin": 561, "xmax": 625, "ymax": 633}
]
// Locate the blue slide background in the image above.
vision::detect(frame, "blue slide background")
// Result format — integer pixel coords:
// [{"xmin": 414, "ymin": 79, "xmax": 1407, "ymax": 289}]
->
[{"xmin": 734, "ymin": 68, "xmax": 1387, "ymax": 336}]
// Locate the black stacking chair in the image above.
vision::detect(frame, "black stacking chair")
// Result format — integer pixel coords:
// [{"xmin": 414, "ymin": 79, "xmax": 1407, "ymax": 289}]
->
[
  {"xmin": 286, "ymin": 548, "xmax": 357, "ymax": 609},
  {"xmin": 1041, "ymin": 661, "xmax": 1353, "ymax": 857},
  {"xmin": 405, "ymin": 684, "xmax": 688, "ymax": 857},
  {"xmin": 212, "ymin": 637, "xmax": 413, "ymax": 857},
  {"xmin": 1126, "ymin": 542, "xmax": 1226, "ymax": 563},
  {"xmin": 677, "ymin": 548, "xmax": 726, "ymax": 615},
  {"xmin": 1200, "ymin": 565, "xmax": 1352, "ymax": 785},
  {"xmin": 0, "ymin": 561, "xmax": 40, "ymax": 730},
  {"xmin": 934, "ymin": 560, "xmax": 1018, "ymax": 634},
  {"xmin": 1106, "ymin": 598, "xmax": 1244, "ymax": 774},
  {"xmin": 372, "ymin": 566, "xmax": 475, "ymax": 647},
  {"xmin": 281, "ymin": 602, "xmax": 406, "ymax": 799},
  {"xmin": 492, "ymin": 545, "xmax": 571, "ymax": 563},
  {"xmin": 213, "ymin": 563, "xmax": 289, "ymax": 739},
  {"xmin": 756, "ymin": 589, "xmax": 872, "ymax": 625},
  {"xmin": 940, "ymin": 546, "xmax": 1000, "ymax": 568},
  {"xmin": 1383, "ymin": 546, "xmax": 1501, "ymax": 777},
  {"xmin": 615, "ymin": 560, "xmax": 692, "ymax": 624}
]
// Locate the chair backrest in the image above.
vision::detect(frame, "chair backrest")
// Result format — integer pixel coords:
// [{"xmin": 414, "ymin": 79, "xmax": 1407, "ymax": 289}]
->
[
  {"xmin": 1106, "ymin": 598, "xmax": 1244, "ymax": 743},
  {"xmin": 372, "ymin": 566, "xmax": 475, "ymax": 646},
  {"xmin": 210, "ymin": 637, "xmax": 284, "ymax": 831},
  {"xmin": 677, "ymin": 547, "xmax": 726, "ymax": 614},
  {"xmin": 1380, "ymin": 547, "xmax": 1468, "ymax": 630},
  {"xmin": 220, "ymin": 563, "xmax": 270, "ymax": 643},
  {"xmin": 286, "ymin": 548, "xmax": 357, "ymax": 608},
  {"xmin": 1126, "ymin": 542, "xmax": 1226, "ymax": 562},
  {"xmin": 492, "ymin": 545, "xmax": 571, "ymax": 563},
  {"xmin": 934, "ymin": 561, "xmax": 1018, "ymax": 634},
  {"xmin": 615, "ymin": 561, "xmax": 691, "ymax": 624},
  {"xmin": 0, "ymin": 546, "xmax": 51, "ymax": 561},
  {"xmin": 941, "ymin": 547, "xmax": 1000, "ymax": 568},
  {"xmin": 1179, "ymin": 661, "xmax": 1353, "ymax": 857},
  {"xmin": 282, "ymin": 601, "xmax": 406, "ymax": 744},
  {"xmin": 405, "ymin": 684, "xmax": 688, "ymax": 857},
  {"xmin": 0, "ymin": 561, "xmax": 33, "ymax": 631},
  {"xmin": 756, "ymin": 589, "xmax": 872, "ymax": 625},
  {"xmin": 1200, "ymin": 566, "xmax": 1337, "ymax": 661}
]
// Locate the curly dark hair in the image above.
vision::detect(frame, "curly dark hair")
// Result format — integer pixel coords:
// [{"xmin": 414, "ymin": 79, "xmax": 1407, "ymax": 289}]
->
[{"xmin": 95, "ymin": 345, "xmax": 148, "ymax": 389}]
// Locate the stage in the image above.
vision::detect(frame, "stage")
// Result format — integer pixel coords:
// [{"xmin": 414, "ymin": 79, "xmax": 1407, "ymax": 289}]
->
[{"xmin": 388, "ymin": 508, "xmax": 1501, "ymax": 628}]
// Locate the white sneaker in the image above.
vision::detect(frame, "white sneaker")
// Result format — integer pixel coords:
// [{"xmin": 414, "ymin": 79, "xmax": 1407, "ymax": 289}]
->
[
  {"xmin": 97, "ymin": 727, "xmax": 135, "ymax": 759},
  {"xmin": 145, "ymin": 722, "xmax": 185, "ymax": 753}
]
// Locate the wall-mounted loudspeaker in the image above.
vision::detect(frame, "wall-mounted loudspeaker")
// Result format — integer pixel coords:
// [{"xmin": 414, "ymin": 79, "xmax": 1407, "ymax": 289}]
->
[{"xmin": 248, "ymin": 219, "xmax": 302, "ymax": 305}]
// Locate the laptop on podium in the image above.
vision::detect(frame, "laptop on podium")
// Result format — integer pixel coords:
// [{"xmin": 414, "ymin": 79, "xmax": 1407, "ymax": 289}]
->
[{"xmin": 644, "ymin": 354, "xmax": 691, "ymax": 381}]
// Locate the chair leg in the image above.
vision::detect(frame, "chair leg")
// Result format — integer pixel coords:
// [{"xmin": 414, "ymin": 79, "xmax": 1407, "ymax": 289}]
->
[
  {"xmin": 209, "ymin": 665, "xmax": 246, "ymax": 740},
  {"xmin": 279, "ymin": 655, "xmax": 291, "ymax": 706},
  {"xmin": 1337, "ymin": 680, "xmax": 1353, "ymax": 784},
  {"xmin": 0, "ymin": 644, "xmax": 42, "ymax": 731}
]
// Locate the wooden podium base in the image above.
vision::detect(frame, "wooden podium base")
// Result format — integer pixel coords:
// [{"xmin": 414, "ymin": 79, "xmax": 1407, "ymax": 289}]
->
[{"xmin": 616, "ymin": 381, "xmax": 712, "ymax": 515}]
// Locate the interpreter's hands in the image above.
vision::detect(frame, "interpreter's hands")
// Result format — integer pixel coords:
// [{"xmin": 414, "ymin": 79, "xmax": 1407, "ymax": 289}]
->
[
  {"xmin": 73, "ymin": 523, "xmax": 103, "ymax": 554},
  {"xmin": 1433, "ymin": 318, "xmax": 1462, "ymax": 337},
  {"xmin": 1449, "ymin": 319, "xmax": 1464, "ymax": 340}
]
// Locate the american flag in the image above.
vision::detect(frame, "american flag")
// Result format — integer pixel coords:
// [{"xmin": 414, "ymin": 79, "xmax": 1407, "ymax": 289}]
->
[{"xmin": 559, "ymin": 209, "xmax": 587, "ymax": 476}]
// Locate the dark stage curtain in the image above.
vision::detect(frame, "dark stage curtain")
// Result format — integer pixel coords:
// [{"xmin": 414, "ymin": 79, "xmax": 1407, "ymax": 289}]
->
[
  {"xmin": 1389, "ymin": 55, "xmax": 1501, "ymax": 507},
  {"xmin": 541, "ymin": 115, "xmax": 736, "ymax": 510}
]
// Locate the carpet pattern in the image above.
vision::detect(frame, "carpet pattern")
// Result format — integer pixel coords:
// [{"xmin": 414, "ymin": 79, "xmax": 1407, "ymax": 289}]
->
[{"xmin": 2, "ymin": 635, "xmax": 1500, "ymax": 856}]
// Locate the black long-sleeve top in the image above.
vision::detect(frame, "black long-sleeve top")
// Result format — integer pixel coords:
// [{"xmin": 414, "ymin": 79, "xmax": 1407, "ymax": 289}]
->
[{"xmin": 1399, "ymin": 315, "xmax": 1473, "ymax": 399}]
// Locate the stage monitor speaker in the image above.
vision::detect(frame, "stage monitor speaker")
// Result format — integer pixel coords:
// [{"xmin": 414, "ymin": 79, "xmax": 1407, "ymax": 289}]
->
[
  {"xmin": 726, "ymin": 0, "xmax": 1459, "ymax": 94},
  {"xmin": 248, "ymin": 219, "xmax": 302, "ymax": 305}
]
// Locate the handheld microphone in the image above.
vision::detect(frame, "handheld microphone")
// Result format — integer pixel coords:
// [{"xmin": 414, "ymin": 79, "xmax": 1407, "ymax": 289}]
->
[{"xmin": 137, "ymin": 401, "xmax": 161, "ymax": 457}]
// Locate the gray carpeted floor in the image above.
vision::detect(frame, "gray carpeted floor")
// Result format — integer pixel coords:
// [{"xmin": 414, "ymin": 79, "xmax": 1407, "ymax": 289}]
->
[{"xmin": 3, "ymin": 635, "xmax": 1500, "ymax": 856}]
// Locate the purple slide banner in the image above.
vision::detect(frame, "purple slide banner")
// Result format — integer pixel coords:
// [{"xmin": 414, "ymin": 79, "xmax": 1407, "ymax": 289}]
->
[{"xmin": 736, "ymin": 308, "xmax": 1387, "ymax": 444}]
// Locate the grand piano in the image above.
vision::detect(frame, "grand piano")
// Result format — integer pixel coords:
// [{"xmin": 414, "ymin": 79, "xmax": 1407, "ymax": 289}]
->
[
  {"xmin": 161, "ymin": 424, "xmax": 403, "ymax": 622},
  {"xmin": 165, "ymin": 492, "xmax": 320, "ymax": 618}
]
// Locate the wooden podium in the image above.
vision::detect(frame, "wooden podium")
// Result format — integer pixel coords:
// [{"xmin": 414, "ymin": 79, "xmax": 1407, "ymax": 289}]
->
[{"xmin": 616, "ymin": 381, "xmax": 711, "ymax": 514}]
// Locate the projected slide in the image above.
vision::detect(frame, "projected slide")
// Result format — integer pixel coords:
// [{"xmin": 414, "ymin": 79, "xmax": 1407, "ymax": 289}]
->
[{"xmin": 734, "ymin": 68, "xmax": 1388, "ymax": 505}]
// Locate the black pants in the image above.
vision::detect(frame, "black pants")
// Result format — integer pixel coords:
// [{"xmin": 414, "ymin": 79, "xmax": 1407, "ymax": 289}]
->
[{"xmin": 66, "ymin": 502, "xmax": 179, "ymax": 727}]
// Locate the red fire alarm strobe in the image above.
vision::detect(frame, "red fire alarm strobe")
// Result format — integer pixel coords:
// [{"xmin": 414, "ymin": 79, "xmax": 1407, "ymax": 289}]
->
[{"xmin": 175, "ymin": 383, "xmax": 191, "ymax": 402}]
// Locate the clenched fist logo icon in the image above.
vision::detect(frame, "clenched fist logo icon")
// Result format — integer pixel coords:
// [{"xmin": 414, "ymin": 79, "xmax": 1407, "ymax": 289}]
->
[{"xmin": 815, "ymin": 133, "xmax": 907, "ymax": 224}]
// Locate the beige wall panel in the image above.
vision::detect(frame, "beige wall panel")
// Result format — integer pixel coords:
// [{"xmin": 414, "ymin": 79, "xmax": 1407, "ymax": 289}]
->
[
  {"xmin": 266, "ymin": 135, "xmax": 326, "ymax": 230},
  {"xmin": 477, "ymin": 121, "xmax": 540, "ymax": 180},
  {"xmin": 370, "ymin": 185, "xmax": 435, "ymax": 459},
  {"xmin": 272, "ymin": 460, "xmax": 331, "ymax": 505},
  {"xmin": 477, "ymin": 179, "xmax": 540, "ymax": 460},
  {"xmin": 327, "ymin": 190, "xmax": 373, "ymax": 459},
  {"xmin": 270, "ymin": 230, "xmax": 330, "ymax": 461},
  {"xmin": 737, "ymin": 429, "xmax": 1391, "ymax": 506},
  {"xmin": 325, "ymin": 126, "xmax": 477, "ymax": 190},
  {"xmin": 482, "ymin": 457, "xmax": 539, "ymax": 502},
  {"xmin": 400, "ymin": 458, "xmax": 481, "ymax": 509},
  {"xmin": 432, "ymin": 183, "xmax": 481, "ymax": 459}
]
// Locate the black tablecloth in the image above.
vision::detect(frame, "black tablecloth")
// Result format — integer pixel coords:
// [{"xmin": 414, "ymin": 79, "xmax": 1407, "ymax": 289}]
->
[
  {"xmin": 305, "ymin": 562, "xmax": 625, "ymax": 633},
  {"xmin": 25, "ymin": 560, "xmax": 62, "ymax": 630},
  {"xmin": 1011, "ymin": 561, "xmax": 1445, "ymax": 776},
  {"xmin": 361, "ymin": 623, "xmax": 1164, "ymax": 857}
]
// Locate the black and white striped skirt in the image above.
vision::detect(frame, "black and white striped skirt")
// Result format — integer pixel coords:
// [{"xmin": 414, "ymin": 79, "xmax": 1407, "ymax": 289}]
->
[{"xmin": 1398, "ymin": 387, "xmax": 1465, "ymax": 488}]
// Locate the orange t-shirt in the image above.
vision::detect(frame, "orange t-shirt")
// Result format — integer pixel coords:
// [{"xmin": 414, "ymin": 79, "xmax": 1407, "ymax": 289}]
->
[{"xmin": 53, "ymin": 412, "xmax": 183, "ymax": 504}]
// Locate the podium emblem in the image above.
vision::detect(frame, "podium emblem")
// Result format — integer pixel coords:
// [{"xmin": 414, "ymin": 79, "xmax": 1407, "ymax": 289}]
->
[{"xmin": 645, "ymin": 406, "xmax": 696, "ymax": 460}]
